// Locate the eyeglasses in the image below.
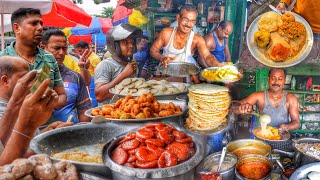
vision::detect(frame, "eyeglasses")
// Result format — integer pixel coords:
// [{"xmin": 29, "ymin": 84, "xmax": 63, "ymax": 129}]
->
[{"xmin": 180, "ymin": 17, "xmax": 197, "ymax": 24}]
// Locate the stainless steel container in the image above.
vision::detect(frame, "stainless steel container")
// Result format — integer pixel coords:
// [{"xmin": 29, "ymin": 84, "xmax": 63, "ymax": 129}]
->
[
  {"xmin": 227, "ymin": 139, "xmax": 272, "ymax": 158},
  {"xmin": 197, "ymin": 152, "xmax": 237, "ymax": 180},
  {"xmin": 103, "ymin": 127, "xmax": 205, "ymax": 180},
  {"xmin": 235, "ymin": 154, "xmax": 272, "ymax": 180},
  {"xmin": 30, "ymin": 123, "xmax": 139, "ymax": 178},
  {"xmin": 292, "ymin": 137, "xmax": 320, "ymax": 166}
]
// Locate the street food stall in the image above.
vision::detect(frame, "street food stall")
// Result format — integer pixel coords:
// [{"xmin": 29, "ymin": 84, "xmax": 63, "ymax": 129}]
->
[{"xmin": 1, "ymin": 0, "xmax": 320, "ymax": 180}]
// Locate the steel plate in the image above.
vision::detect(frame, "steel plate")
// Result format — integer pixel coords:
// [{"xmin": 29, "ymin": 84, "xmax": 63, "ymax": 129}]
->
[
  {"xmin": 109, "ymin": 82, "xmax": 190, "ymax": 98},
  {"xmin": 252, "ymin": 128, "xmax": 290, "ymax": 142},
  {"xmin": 247, "ymin": 11, "xmax": 313, "ymax": 67},
  {"xmin": 289, "ymin": 162, "xmax": 320, "ymax": 180},
  {"xmin": 200, "ymin": 66, "xmax": 241, "ymax": 83},
  {"xmin": 159, "ymin": 62, "xmax": 201, "ymax": 77},
  {"xmin": 85, "ymin": 100, "xmax": 187, "ymax": 123}
]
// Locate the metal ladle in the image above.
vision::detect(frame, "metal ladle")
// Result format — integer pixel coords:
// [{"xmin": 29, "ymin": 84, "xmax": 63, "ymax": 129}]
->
[
  {"xmin": 217, "ymin": 147, "xmax": 227, "ymax": 171},
  {"xmin": 276, "ymin": 159, "xmax": 286, "ymax": 172}
]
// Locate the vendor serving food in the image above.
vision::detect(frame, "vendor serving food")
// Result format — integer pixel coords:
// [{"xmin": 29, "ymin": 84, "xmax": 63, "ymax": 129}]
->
[
  {"xmin": 233, "ymin": 68, "xmax": 300, "ymax": 132},
  {"xmin": 150, "ymin": 5, "xmax": 224, "ymax": 83}
]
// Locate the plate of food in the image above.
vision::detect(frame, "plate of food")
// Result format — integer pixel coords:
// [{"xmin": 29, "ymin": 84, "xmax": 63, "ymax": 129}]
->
[
  {"xmin": 85, "ymin": 94, "xmax": 187, "ymax": 122},
  {"xmin": 247, "ymin": 11, "xmax": 313, "ymax": 67},
  {"xmin": 200, "ymin": 65, "xmax": 242, "ymax": 83},
  {"xmin": 109, "ymin": 78, "xmax": 189, "ymax": 97},
  {"xmin": 253, "ymin": 126, "xmax": 290, "ymax": 142}
]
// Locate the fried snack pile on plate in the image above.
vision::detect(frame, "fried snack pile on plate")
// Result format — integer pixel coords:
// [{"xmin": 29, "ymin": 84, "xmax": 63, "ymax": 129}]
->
[
  {"xmin": 91, "ymin": 93, "xmax": 182, "ymax": 119},
  {"xmin": 254, "ymin": 12, "xmax": 307, "ymax": 62},
  {"xmin": 202, "ymin": 65, "xmax": 241, "ymax": 83},
  {"xmin": 254, "ymin": 126, "xmax": 281, "ymax": 140},
  {"xmin": 111, "ymin": 78, "xmax": 187, "ymax": 96},
  {"xmin": 0, "ymin": 154, "xmax": 78, "ymax": 180},
  {"xmin": 110, "ymin": 122, "xmax": 195, "ymax": 168},
  {"xmin": 185, "ymin": 84, "xmax": 230, "ymax": 130}
]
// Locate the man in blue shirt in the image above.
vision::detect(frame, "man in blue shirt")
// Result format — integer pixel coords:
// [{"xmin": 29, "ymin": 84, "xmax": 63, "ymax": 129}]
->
[
  {"xmin": 200, "ymin": 20, "xmax": 233, "ymax": 67},
  {"xmin": 41, "ymin": 29, "xmax": 92, "ymax": 123}
]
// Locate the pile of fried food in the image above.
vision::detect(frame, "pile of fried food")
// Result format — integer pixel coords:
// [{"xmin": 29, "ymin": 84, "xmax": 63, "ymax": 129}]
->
[
  {"xmin": 0, "ymin": 154, "xmax": 78, "ymax": 180},
  {"xmin": 110, "ymin": 78, "xmax": 187, "ymax": 96},
  {"xmin": 253, "ymin": 126, "xmax": 281, "ymax": 140},
  {"xmin": 254, "ymin": 11, "xmax": 307, "ymax": 62},
  {"xmin": 91, "ymin": 93, "xmax": 183, "ymax": 119},
  {"xmin": 186, "ymin": 84, "xmax": 230, "ymax": 131},
  {"xmin": 201, "ymin": 64, "xmax": 241, "ymax": 83},
  {"xmin": 111, "ymin": 122, "xmax": 195, "ymax": 169}
]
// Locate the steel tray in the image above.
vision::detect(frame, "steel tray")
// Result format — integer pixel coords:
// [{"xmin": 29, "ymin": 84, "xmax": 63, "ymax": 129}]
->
[
  {"xmin": 247, "ymin": 11, "xmax": 313, "ymax": 67},
  {"xmin": 253, "ymin": 128, "xmax": 291, "ymax": 142},
  {"xmin": 85, "ymin": 100, "xmax": 187, "ymax": 123},
  {"xmin": 109, "ymin": 82, "xmax": 190, "ymax": 99},
  {"xmin": 159, "ymin": 62, "xmax": 201, "ymax": 77}
]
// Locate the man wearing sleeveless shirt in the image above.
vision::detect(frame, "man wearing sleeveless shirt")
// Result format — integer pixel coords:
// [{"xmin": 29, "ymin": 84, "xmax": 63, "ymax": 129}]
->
[
  {"xmin": 150, "ymin": 5, "xmax": 224, "ymax": 68},
  {"xmin": 200, "ymin": 21, "xmax": 233, "ymax": 67},
  {"xmin": 234, "ymin": 68, "xmax": 300, "ymax": 132}
]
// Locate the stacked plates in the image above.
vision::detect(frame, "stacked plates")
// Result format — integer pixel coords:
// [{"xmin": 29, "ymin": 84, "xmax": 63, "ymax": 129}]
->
[{"xmin": 185, "ymin": 84, "xmax": 231, "ymax": 131}]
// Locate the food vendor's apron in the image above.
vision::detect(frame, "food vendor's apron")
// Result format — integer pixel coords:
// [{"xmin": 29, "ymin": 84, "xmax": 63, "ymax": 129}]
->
[
  {"xmin": 163, "ymin": 27, "xmax": 197, "ymax": 65},
  {"xmin": 262, "ymin": 90, "xmax": 290, "ymax": 127}
]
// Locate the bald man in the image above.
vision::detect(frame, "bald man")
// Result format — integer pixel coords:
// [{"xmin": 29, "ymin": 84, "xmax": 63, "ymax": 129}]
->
[
  {"xmin": 0, "ymin": 56, "xmax": 71, "ymax": 160},
  {"xmin": 200, "ymin": 20, "xmax": 233, "ymax": 68}
]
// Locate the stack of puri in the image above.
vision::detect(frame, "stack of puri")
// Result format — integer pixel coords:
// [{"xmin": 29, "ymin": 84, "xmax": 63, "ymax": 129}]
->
[
  {"xmin": 112, "ymin": 78, "xmax": 187, "ymax": 96},
  {"xmin": 0, "ymin": 154, "xmax": 78, "ymax": 180},
  {"xmin": 185, "ymin": 84, "xmax": 231, "ymax": 131}
]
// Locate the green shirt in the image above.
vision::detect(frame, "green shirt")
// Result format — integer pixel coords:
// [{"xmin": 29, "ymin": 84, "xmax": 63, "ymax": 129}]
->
[{"xmin": 0, "ymin": 42, "xmax": 63, "ymax": 88}]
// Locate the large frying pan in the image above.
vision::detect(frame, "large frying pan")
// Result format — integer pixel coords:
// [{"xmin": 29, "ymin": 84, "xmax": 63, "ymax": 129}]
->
[{"xmin": 30, "ymin": 123, "xmax": 142, "ymax": 178}]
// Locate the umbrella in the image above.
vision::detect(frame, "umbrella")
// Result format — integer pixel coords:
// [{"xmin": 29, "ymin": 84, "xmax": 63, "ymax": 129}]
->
[
  {"xmin": 0, "ymin": 0, "xmax": 93, "ymax": 50},
  {"xmin": 112, "ymin": 0, "xmax": 132, "ymax": 26},
  {"xmin": 42, "ymin": 0, "xmax": 92, "ymax": 28},
  {"xmin": 0, "ymin": 0, "xmax": 52, "ymax": 50},
  {"xmin": 71, "ymin": 17, "xmax": 112, "ymax": 35}
]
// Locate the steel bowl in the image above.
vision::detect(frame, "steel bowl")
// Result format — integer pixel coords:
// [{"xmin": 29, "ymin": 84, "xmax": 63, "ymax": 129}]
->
[
  {"xmin": 159, "ymin": 62, "xmax": 201, "ymax": 77},
  {"xmin": 103, "ymin": 125, "xmax": 205, "ymax": 179},
  {"xmin": 235, "ymin": 154, "xmax": 272, "ymax": 180},
  {"xmin": 289, "ymin": 162, "xmax": 320, "ymax": 180},
  {"xmin": 197, "ymin": 152, "xmax": 238, "ymax": 180},
  {"xmin": 292, "ymin": 137, "xmax": 320, "ymax": 166},
  {"xmin": 30, "ymin": 123, "xmax": 139, "ymax": 178},
  {"xmin": 227, "ymin": 139, "xmax": 272, "ymax": 158},
  {"xmin": 247, "ymin": 11, "xmax": 313, "ymax": 67}
]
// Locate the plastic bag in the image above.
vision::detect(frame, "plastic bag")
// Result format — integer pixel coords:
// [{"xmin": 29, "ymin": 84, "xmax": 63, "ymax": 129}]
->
[{"xmin": 128, "ymin": 9, "xmax": 149, "ymax": 26}]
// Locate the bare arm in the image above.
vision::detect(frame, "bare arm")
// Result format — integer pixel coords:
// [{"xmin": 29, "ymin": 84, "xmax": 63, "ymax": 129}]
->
[
  {"xmin": 196, "ymin": 35, "xmax": 223, "ymax": 67},
  {"xmin": 78, "ymin": 108, "xmax": 91, "ymax": 122},
  {"xmin": 79, "ymin": 69, "xmax": 91, "ymax": 86},
  {"xmin": 233, "ymin": 92, "xmax": 264, "ymax": 114},
  {"xmin": 279, "ymin": 93, "xmax": 300, "ymax": 131},
  {"xmin": 199, "ymin": 33, "xmax": 214, "ymax": 68},
  {"xmin": 0, "ymin": 79, "xmax": 57, "ymax": 165},
  {"xmin": 0, "ymin": 71, "xmax": 37, "ymax": 145},
  {"xmin": 95, "ymin": 62, "xmax": 138, "ymax": 102},
  {"xmin": 150, "ymin": 28, "xmax": 175, "ymax": 65},
  {"xmin": 53, "ymin": 85, "xmax": 67, "ymax": 110}
]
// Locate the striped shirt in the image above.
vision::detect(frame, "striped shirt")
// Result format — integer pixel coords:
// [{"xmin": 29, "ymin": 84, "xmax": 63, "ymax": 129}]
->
[{"xmin": 0, "ymin": 42, "xmax": 63, "ymax": 88}]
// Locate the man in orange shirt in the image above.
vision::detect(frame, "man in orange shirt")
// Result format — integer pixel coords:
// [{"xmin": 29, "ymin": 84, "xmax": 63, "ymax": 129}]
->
[{"xmin": 277, "ymin": 0, "xmax": 320, "ymax": 64}]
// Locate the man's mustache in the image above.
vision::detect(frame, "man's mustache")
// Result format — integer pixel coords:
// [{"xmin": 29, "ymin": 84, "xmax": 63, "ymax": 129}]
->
[{"xmin": 272, "ymin": 84, "xmax": 280, "ymax": 87}]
